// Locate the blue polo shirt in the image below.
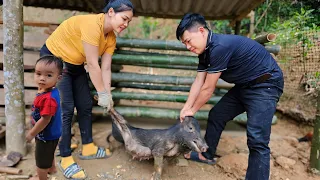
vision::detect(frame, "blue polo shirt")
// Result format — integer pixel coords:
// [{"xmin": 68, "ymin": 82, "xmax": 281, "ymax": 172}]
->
[{"xmin": 197, "ymin": 31, "xmax": 282, "ymax": 84}]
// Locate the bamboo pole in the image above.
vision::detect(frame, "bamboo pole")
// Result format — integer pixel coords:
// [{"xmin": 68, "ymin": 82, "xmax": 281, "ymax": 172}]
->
[
  {"xmin": 0, "ymin": 166, "xmax": 22, "ymax": 175},
  {"xmin": 264, "ymin": 45, "xmax": 281, "ymax": 55},
  {"xmin": 3, "ymin": 0, "xmax": 26, "ymax": 155},
  {"xmin": 6, "ymin": 175, "xmax": 31, "ymax": 179},
  {"xmin": 116, "ymin": 38, "xmax": 187, "ymax": 51},
  {"xmin": 112, "ymin": 54, "xmax": 198, "ymax": 66},
  {"xmin": 111, "ymin": 72, "xmax": 235, "ymax": 89},
  {"xmin": 254, "ymin": 33, "xmax": 277, "ymax": 44},
  {"xmin": 310, "ymin": 89, "xmax": 320, "ymax": 175},
  {"xmin": 115, "ymin": 82, "xmax": 228, "ymax": 95},
  {"xmin": 90, "ymin": 106, "xmax": 278, "ymax": 125},
  {"xmin": 92, "ymin": 91, "xmax": 222, "ymax": 104},
  {"xmin": 116, "ymin": 82, "xmax": 191, "ymax": 92},
  {"xmin": 134, "ymin": 64, "xmax": 197, "ymax": 70},
  {"xmin": 111, "ymin": 72, "xmax": 194, "ymax": 85},
  {"xmin": 113, "ymin": 47, "xmax": 279, "ymax": 67}
]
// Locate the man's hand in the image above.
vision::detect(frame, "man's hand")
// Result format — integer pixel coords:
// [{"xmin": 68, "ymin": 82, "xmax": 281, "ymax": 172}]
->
[
  {"xmin": 180, "ymin": 108, "xmax": 195, "ymax": 122},
  {"xmin": 26, "ymin": 132, "xmax": 35, "ymax": 143},
  {"xmin": 97, "ymin": 91, "xmax": 114, "ymax": 111}
]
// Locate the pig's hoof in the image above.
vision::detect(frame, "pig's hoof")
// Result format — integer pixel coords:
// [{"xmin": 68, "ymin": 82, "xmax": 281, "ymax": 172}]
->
[{"xmin": 151, "ymin": 172, "xmax": 162, "ymax": 180}]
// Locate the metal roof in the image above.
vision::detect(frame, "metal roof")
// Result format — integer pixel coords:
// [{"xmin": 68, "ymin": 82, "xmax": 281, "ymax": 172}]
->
[{"xmin": 20, "ymin": 0, "xmax": 265, "ymax": 21}]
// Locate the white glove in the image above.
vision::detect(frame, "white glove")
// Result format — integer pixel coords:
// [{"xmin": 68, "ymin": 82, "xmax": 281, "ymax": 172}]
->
[{"xmin": 97, "ymin": 91, "xmax": 114, "ymax": 111}]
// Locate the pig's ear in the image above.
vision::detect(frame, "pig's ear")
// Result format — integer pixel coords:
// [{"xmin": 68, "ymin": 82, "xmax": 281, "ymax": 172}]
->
[
  {"xmin": 176, "ymin": 116, "xmax": 181, "ymax": 123},
  {"xmin": 183, "ymin": 116, "xmax": 193, "ymax": 123}
]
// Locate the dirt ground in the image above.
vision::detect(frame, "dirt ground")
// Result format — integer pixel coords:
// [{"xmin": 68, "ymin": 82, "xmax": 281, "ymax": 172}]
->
[{"xmin": 0, "ymin": 112, "xmax": 316, "ymax": 180}]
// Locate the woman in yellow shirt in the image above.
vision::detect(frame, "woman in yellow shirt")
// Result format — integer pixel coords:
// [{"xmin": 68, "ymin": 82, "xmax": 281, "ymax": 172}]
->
[{"xmin": 39, "ymin": 0, "xmax": 134, "ymax": 179}]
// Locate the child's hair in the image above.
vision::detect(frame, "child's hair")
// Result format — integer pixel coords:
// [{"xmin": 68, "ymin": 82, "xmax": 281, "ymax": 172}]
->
[
  {"xmin": 35, "ymin": 55, "xmax": 63, "ymax": 75},
  {"xmin": 176, "ymin": 13, "xmax": 209, "ymax": 40},
  {"xmin": 103, "ymin": 0, "xmax": 134, "ymax": 13}
]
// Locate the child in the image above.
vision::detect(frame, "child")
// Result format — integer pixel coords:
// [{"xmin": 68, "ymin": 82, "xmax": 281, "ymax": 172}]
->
[{"xmin": 26, "ymin": 55, "xmax": 63, "ymax": 180}]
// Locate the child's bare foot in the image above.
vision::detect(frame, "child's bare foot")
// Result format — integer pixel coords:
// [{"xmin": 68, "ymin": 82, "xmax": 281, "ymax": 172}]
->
[
  {"xmin": 48, "ymin": 166, "xmax": 57, "ymax": 174},
  {"xmin": 48, "ymin": 169, "xmax": 57, "ymax": 174},
  {"xmin": 29, "ymin": 175, "xmax": 39, "ymax": 180}
]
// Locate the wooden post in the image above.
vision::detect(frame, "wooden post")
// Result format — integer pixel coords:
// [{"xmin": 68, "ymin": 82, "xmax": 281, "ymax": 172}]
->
[
  {"xmin": 235, "ymin": 21, "xmax": 241, "ymax": 35},
  {"xmin": 249, "ymin": 11, "xmax": 255, "ymax": 38},
  {"xmin": 310, "ymin": 89, "xmax": 320, "ymax": 175},
  {"xmin": 3, "ymin": 0, "xmax": 26, "ymax": 155}
]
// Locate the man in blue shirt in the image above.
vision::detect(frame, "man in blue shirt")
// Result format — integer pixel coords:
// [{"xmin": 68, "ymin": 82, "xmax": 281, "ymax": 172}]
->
[{"xmin": 177, "ymin": 13, "xmax": 284, "ymax": 180}]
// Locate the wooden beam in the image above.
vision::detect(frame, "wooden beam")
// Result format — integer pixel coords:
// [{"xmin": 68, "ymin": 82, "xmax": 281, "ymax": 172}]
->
[
  {"xmin": 0, "ymin": 20, "xmax": 59, "ymax": 27},
  {"xmin": 249, "ymin": 11, "xmax": 255, "ymax": 37},
  {"xmin": 235, "ymin": 21, "xmax": 241, "ymax": 35}
]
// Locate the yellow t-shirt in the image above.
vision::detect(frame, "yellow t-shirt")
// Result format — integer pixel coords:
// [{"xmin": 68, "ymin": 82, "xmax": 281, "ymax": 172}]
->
[{"xmin": 46, "ymin": 13, "xmax": 116, "ymax": 65}]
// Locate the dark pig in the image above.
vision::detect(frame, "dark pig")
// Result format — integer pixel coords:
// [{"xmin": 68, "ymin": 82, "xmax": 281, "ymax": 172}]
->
[{"xmin": 107, "ymin": 108, "xmax": 208, "ymax": 180}]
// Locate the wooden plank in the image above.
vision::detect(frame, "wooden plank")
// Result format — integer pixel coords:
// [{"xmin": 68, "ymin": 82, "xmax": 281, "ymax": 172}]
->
[
  {"xmin": 0, "ymin": 20, "xmax": 60, "ymax": 27},
  {"xmin": 0, "ymin": 125, "xmax": 5, "ymax": 139},
  {"xmin": 0, "ymin": 107, "xmax": 32, "ymax": 124},
  {"xmin": 0, "ymin": 107, "xmax": 4, "ymax": 116},
  {"xmin": 0, "ymin": 51, "xmax": 39, "ymax": 67},
  {"xmin": 0, "ymin": 29, "xmax": 47, "ymax": 48},
  {"xmin": 0, "ymin": 88, "xmax": 36, "ymax": 105},
  {"xmin": 0, "ymin": 71, "xmax": 36, "ymax": 87}
]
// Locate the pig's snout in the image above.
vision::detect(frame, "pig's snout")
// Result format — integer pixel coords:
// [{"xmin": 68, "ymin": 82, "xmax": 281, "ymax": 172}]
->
[
  {"xmin": 200, "ymin": 146, "xmax": 208, "ymax": 152},
  {"xmin": 192, "ymin": 138, "xmax": 208, "ymax": 153}
]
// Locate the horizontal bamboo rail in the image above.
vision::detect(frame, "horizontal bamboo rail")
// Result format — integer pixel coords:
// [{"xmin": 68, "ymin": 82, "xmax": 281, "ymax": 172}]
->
[
  {"xmin": 92, "ymin": 91, "xmax": 222, "ymax": 104},
  {"xmin": 111, "ymin": 72, "xmax": 234, "ymax": 89},
  {"xmin": 88, "ymin": 106, "xmax": 278, "ymax": 125}
]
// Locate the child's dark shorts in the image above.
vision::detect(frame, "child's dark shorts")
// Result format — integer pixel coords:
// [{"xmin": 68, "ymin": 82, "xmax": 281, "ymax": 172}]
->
[{"xmin": 35, "ymin": 138, "xmax": 59, "ymax": 169}]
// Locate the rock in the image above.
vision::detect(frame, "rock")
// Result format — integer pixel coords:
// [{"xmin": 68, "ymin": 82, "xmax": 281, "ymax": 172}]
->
[
  {"xmin": 217, "ymin": 153, "xmax": 248, "ymax": 178},
  {"xmin": 282, "ymin": 136, "xmax": 299, "ymax": 148},
  {"xmin": 175, "ymin": 158, "xmax": 189, "ymax": 167},
  {"xmin": 271, "ymin": 170, "xmax": 281, "ymax": 180},
  {"xmin": 216, "ymin": 136, "xmax": 237, "ymax": 156},
  {"xmin": 270, "ymin": 140, "xmax": 298, "ymax": 160},
  {"xmin": 234, "ymin": 136, "xmax": 249, "ymax": 154},
  {"xmin": 275, "ymin": 156, "xmax": 296, "ymax": 170}
]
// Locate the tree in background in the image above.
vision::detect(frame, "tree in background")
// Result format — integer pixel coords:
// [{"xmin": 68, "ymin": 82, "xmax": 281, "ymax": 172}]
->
[{"xmin": 254, "ymin": 0, "xmax": 319, "ymax": 33}]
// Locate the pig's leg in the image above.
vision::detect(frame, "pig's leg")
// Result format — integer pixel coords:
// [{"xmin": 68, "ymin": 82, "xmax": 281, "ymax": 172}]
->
[
  {"xmin": 151, "ymin": 156, "xmax": 164, "ymax": 180},
  {"xmin": 151, "ymin": 144, "xmax": 168, "ymax": 180}
]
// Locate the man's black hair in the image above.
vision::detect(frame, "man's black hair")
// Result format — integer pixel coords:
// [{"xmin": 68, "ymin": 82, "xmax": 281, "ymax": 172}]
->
[
  {"xmin": 103, "ymin": 0, "xmax": 134, "ymax": 13},
  {"xmin": 176, "ymin": 13, "xmax": 209, "ymax": 40},
  {"xmin": 36, "ymin": 55, "xmax": 63, "ymax": 75}
]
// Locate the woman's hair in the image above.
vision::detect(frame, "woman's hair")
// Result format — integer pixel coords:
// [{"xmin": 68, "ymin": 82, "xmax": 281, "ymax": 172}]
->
[
  {"xmin": 176, "ymin": 13, "xmax": 208, "ymax": 40},
  {"xmin": 103, "ymin": 0, "xmax": 134, "ymax": 13},
  {"xmin": 36, "ymin": 55, "xmax": 64, "ymax": 75}
]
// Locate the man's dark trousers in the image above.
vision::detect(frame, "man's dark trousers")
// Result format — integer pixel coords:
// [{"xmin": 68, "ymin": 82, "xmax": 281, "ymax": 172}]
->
[{"xmin": 204, "ymin": 77, "xmax": 284, "ymax": 180}]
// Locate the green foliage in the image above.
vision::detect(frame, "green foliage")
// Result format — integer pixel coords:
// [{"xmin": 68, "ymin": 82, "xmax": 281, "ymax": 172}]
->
[
  {"xmin": 265, "ymin": 6, "xmax": 320, "ymax": 88},
  {"xmin": 270, "ymin": 8, "xmax": 319, "ymax": 47},
  {"xmin": 254, "ymin": 0, "xmax": 319, "ymax": 33},
  {"xmin": 139, "ymin": 17, "xmax": 159, "ymax": 39},
  {"xmin": 121, "ymin": 17, "xmax": 160, "ymax": 39},
  {"xmin": 209, "ymin": 20, "xmax": 232, "ymax": 34}
]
